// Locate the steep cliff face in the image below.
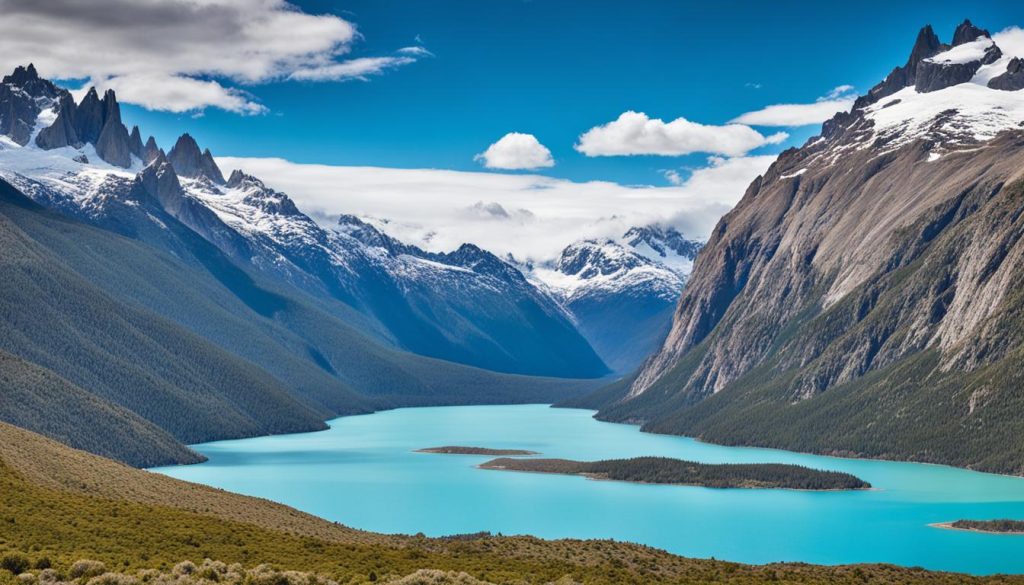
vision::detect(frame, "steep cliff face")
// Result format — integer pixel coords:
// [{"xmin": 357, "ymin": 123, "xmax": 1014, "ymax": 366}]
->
[{"xmin": 599, "ymin": 21, "xmax": 1024, "ymax": 474}]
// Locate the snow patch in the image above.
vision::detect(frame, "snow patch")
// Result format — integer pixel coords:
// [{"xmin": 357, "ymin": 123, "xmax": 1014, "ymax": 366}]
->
[{"xmin": 925, "ymin": 37, "xmax": 995, "ymax": 65}]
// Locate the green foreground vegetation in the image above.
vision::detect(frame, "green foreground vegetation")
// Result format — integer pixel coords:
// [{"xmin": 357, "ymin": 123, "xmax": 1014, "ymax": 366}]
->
[
  {"xmin": 1, "ymin": 422, "xmax": 1018, "ymax": 584},
  {"xmin": 479, "ymin": 456, "xmax": 870, "ymax": 490}
]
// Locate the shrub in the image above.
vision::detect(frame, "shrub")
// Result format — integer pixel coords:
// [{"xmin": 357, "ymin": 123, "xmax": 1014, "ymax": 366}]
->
[
  {"xmin": 172, "ymin": 562, "xmax": 196, "ymax": 577},
  {"xmin": 17, "ymin": 573, "xmax": 35, "ymax": 585},
  {"xmin": 37, "ymin": 570, "xmax": 60, "ymax": 584},
  {"xmin": 33, "ymin": 560, "xmax": 50, "ymax": 571},
  {"xmin": 69, "ymin": 560, "xmax": 107, "ymax": 580},
  {"xmin": 1, "ymin": 554, "xmax": 31, "ymax": 575},
  {"xmin": 86, "ymin": 573, "xmax": 138, "ymax": 585}
]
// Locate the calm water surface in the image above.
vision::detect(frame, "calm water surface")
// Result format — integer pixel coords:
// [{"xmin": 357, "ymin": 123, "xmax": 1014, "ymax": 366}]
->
[{"xmin": 153, "ymin": 405, "xmax": 1024, "ymax": 575}]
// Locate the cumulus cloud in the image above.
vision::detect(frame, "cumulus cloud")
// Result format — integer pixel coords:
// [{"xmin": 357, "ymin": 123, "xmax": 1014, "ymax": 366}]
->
[
  {"xmin": 575, "ymin": 111, "xmax": 787, "ymax": 157},
  {"xmin": 994, "ymin": 26, "xmax": 1024, "ymax": 59},
  {"xmin": 730, "ymin": 85, "xmax": 857, "ymax": 127},
  {"xmin": 0, "ymin": 0, "xmax": 425, "ymax": 114},
  {"xmin": 217, "ymin": 154, "xmax": 777, "ymax": 262},
  {"xmin": 475, "ymin": 132, "xmax": 555, "ymax": 170}
]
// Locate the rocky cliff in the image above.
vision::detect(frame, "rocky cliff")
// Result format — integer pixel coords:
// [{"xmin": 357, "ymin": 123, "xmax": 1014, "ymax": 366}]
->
[{"xmin": 596, "ymin": 20, "xmax": 1024, "ymax": 474}]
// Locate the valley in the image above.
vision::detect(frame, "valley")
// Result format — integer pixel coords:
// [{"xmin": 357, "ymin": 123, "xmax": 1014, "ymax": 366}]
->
[{"xmin": 2, "ymin": 6, "xmax": 1024, "ymax": 583}]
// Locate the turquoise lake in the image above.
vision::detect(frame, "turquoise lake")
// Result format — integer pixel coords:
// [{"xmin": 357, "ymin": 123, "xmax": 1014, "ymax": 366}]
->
[{"xmin": 153, "ymin": 404, "xmax": 1024, "ymax": 575}]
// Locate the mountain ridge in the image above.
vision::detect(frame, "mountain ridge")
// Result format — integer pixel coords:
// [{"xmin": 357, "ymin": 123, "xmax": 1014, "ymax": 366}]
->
[{"xmin": 587, "ymin": 20, "xmax": 1024, "ymax": 474}]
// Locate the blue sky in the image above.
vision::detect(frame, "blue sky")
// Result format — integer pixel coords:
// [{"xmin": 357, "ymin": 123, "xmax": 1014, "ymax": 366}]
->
[{"xmin": 109, "ymin": 0, "xmax": 1024, "ymax": 186}]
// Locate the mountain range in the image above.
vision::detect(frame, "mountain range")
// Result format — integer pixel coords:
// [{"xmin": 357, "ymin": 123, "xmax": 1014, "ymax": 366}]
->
[
  {"xmin": 0, "ymin": 61, "xmax": 710, "ymax": 467},
  {"xmin": 577, "ymin": 20, "xmax": 1024, "ymax": 475},
  {"xmin": 529, "ymin": 227, "xmax": 701, "ymax": 372}
]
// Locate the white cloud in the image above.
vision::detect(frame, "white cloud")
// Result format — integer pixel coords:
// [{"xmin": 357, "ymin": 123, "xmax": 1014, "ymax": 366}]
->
[
  {"xmin": 397, "ymin": 46, "xmax": 434, "ymax": 57},
  {"xmin": 217, "ymin": 154, "xmax": 777, "ymax": 262},
  {"xmin": 575, "ymin": 111, "xmax": 788, "ymax": 157},
  {"xmin": 88, "ymin": 73, "xmax": 267, "ymax": 115},
  {"xmin": 994, "ymin": 26, "xmax": 1024, "ymax": 59},
  {"xmin": 662, "ymin": 169, "xmax": 684, "ymax": 185},
  {"xmin": 475, "ymin": 132, "xmax": 555, "ymax": 170},
  {"xmin": 0, "ymin": 0, "xmax": 425, "ymax": 114},
  {"xmin": 730, "ymin": 85, "xmax": 857, "ymax": 127},
  {"xmin": 289, "ymin": 56, "xmax": 417, "ymax": 82}
]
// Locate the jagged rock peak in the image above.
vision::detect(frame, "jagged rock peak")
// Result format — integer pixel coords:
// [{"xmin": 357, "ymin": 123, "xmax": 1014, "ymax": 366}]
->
[
  {"xmin": 0, "ymin": 64, "xmax": 64, "ymax": 145},
  {"xmin": 905, "ymin": 25, "xmax": 944, "ymax": 75},
  {"xmin": 167, "ymin": 133, "xmax": 225, "ymax": 184},
  {"xmin": 94, "ymin": 89, "xmax": 132, "ymax": 168},
  {"xmin": 128, "ymin": 126, "xmax": 144, "ymax": 158},
  {"xmin": 35, "ymin": 92, "xmax": 80, "ymax": 150},
  {"xmin": 225, "ymin": 169, "xmax": 266, "ymax": 190},
  {"xmin": 143, "ymin": 136, "xmax": 161, "ymax": 164},
  {"xmin": 2, "ymin": 63, "xmax": 40, "ymax": 85},
  {"xmin": 952, "ymin": 19, "xmax": 990, "ymax": 46}
]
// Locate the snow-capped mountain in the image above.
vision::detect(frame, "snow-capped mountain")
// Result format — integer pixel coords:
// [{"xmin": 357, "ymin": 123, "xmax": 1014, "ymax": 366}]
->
[
  {"xmin": 530, "ymin": 228, "xmax": 702, "ymax": 373},
  {"xmin": 587, "ymin": 20, "xmax": 1024, "ymax": 474},
  {"xmin": 0, "ymin": 64, "xmax": 607, "ymax": 379}
]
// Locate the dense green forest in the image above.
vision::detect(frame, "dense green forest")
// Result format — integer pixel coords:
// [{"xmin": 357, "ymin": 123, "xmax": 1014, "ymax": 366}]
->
[
  {"xmin": 480, "ymin": 456, "xmax": 869, "ymax": 490},
  {"xmin": 0, "ymin": 351, "xmax": 201, "ymax": 467}
]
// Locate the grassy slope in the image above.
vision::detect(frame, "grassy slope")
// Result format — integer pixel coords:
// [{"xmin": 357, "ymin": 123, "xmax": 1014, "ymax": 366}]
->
[{"xmin": 0, "ymin": 422, "xmax": 1012, "ymax": 585}]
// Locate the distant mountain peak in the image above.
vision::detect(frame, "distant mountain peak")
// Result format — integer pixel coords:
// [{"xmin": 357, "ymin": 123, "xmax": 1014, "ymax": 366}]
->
[
  {"xmin": 952, "ymin": 19, "xmax": 990, "ymax": 46},
  {"xmin": 3, "ymin": 63, "xmax": 40, "ymax": 85},
  {"xmin": 168, "ymin": 133, "xmax": 225, "ymax": 184}
]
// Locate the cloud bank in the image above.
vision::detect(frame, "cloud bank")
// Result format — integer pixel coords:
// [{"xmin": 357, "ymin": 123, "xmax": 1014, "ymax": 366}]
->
[
  {"xmin": 217, "ymin": 154, "xmax": 777, "ymax": 262},
  {"xmin": 475, "ymin": 133, "xmax": 555, "ymax": 170},
  {"xmin": 730, "ymin": 85, "xmax": 857, "ymax": 127},
  {"xmin": 0, "ymin": 0, "xmax": 425, "ymax": 114},
  {"xmin": 575, "ymin": 111, "xmax": 787, "ymax": 157}
]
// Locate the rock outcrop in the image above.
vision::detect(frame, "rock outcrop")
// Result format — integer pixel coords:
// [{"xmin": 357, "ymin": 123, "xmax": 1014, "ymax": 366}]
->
[
  {"xmin": 989, "ymin": 57, "xmax": 1024, "ymax": 91},
  {"xmin": 167, "ymin": 133, "xmax": 225, "ymax": 183},
  {"xmin": 35, "ymin": 93, "xmax": 80, "ymax": 149},
  {"xmin": 0, "ymin": 64, "xmax": 62, "ymax": 145},
  {"xmin": 94, "ymin": 90, "xmax": 133, "ymax": 168}
]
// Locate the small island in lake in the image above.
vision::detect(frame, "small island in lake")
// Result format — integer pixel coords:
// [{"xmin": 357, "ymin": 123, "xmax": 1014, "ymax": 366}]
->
[
  {"xmin": 417, "ymin": 446, "xmax": 540, "ymax": 456},
  {"xmin": 935, "ymin": 519, "xmax": 1024, "ymax": 534},
  {"xmin": 479, "ymin": 456, "xmax": 871, "ymax": 490}
]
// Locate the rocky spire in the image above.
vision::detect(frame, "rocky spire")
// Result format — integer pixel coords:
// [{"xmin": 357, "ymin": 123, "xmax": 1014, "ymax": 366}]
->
[
  {"xmin": 904, "ymin": 24, "xmax": 944, "ymax": 79},
  {"xmin": 128, "ymin": 125, "xmax": 144, "ymax": 158},
  {"xmin": 74, "ymin": 88, "xmax": 104, "ymax": 145},
  {"xmin": 94, "ymin": 90, "xmax": 132, "ymax": 168},
  {"xmin": 143, "ymin": 136, "xmax": 161, "ymax": 164},
  {"xmin": 35, "ymin": 92, "xmax": 81, "ymax": 149},
  {"xmin": 167, "ymin": 133, "xmax": 225, "ymax": 183},
  {"xmin": 951, "ymin": 19, "xmax": 990, "ymax": 46},
  {"xmin": 131, "ymin": 149, "xmax": 186, "ymax": 213}
]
